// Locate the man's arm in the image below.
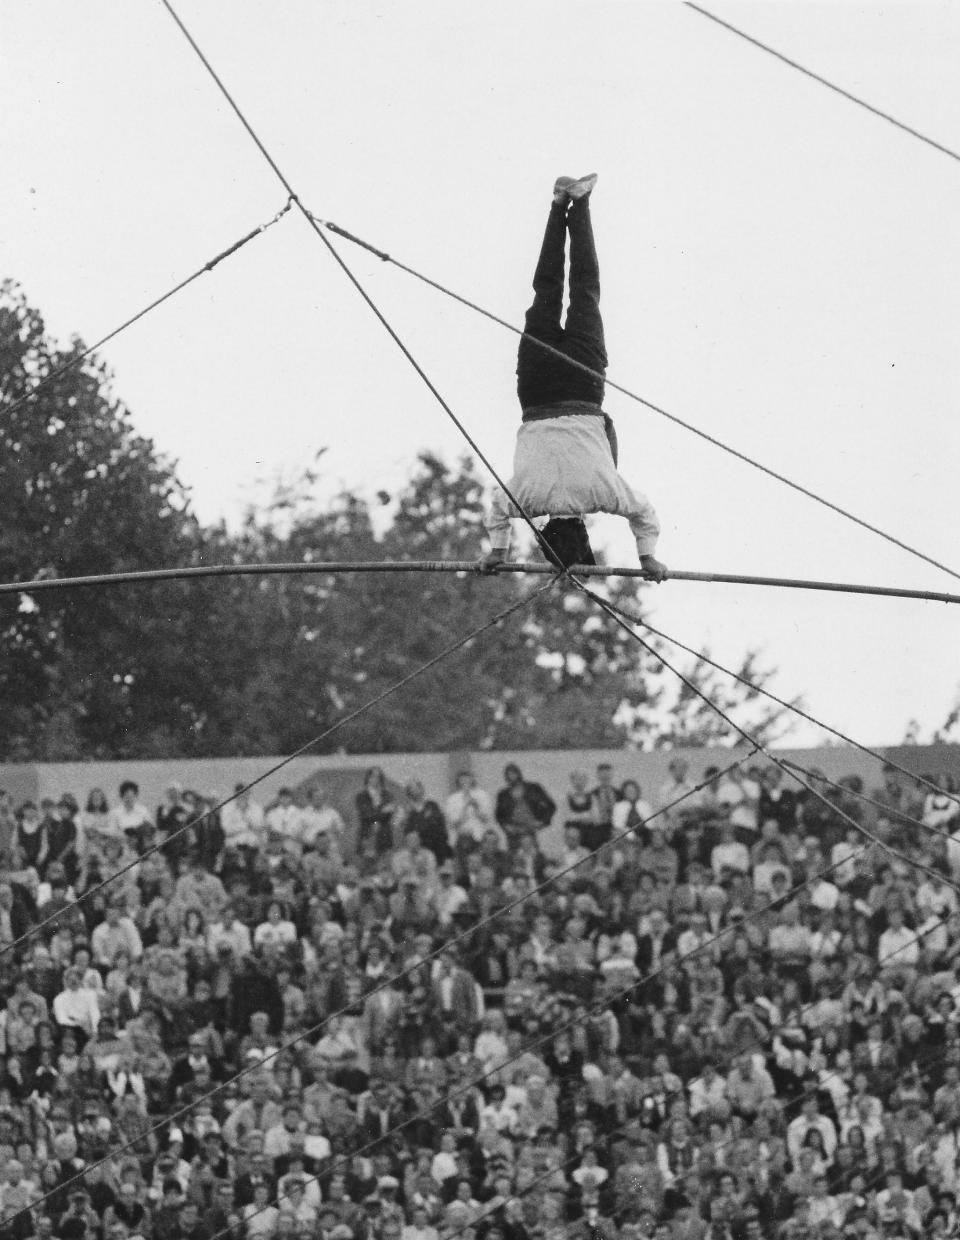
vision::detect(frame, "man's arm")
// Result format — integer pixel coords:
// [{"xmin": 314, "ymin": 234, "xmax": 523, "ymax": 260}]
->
[
  {"xmin": 480, "ymin": 491, "xmax": 514, "ymax": 572},
  {"xmin": 626, "ymin": 497, "xmax": 667, "ymax": 582}
]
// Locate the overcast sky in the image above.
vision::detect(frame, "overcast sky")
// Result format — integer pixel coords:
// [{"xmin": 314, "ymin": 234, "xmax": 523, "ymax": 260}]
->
[{"xmin": 3, "ymin": 0, "xmax": 959, "ymax": 754}]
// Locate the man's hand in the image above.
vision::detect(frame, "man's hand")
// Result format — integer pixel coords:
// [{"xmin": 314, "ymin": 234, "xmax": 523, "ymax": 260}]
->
[
  {"xmin": 477, "ymin": 550, "xmax": 506, "ymax": 575},
  {"xmin": 640, "ymin": 554, "xmax": 668, "ymax": 583}
]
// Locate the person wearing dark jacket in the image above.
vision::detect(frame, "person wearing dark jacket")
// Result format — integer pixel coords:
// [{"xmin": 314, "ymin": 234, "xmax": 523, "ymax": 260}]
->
[
  {"xmin": 495, "ymin": 765, "xmax": 556, "ymax": 848},
  {"xmin": 635, "ymin": 910, "xmax": 680, "ymax": 973},
  {"xmin": 227, "ymin": 957, "xmax": 283, "ymax": 1040},
  {"xmin": 355, "ymin": 768, "xmax": 397, "ymax": 856}
]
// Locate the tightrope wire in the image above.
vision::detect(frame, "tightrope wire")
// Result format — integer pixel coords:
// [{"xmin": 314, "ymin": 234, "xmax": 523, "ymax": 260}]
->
[{"xmin": 3, "ymin": 559, "xmax": 960, "ymax": 606}]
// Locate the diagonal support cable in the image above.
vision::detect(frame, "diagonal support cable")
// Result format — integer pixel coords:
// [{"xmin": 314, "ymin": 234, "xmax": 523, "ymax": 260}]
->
[
  {"xmin": 574, "ymin": 574, "xmax": 959, "ymax": 888},
  {"xmin": 158, "ymin": 0, "xmax": 555, "ymax": 565},
  {"xmin": 684, "ymin": 2, "xmax": 960, "ymax": 165},
  {"xmin": 2, "ymin": 198, "xmax": 294, "ymax": 419},
  {"xmin": 596, "ymin": 587, "xmax": 960, "ymax": 813}
]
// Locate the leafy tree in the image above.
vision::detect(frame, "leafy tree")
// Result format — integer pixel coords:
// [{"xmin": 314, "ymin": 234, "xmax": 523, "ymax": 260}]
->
[
  {"xmin": 931, "ymin": 685, "xmax": 960, "ymax": 744},
  {"xmin": 637, "ymin": 648, "xmax": 802, "ymax": 749},
  {"xmin": 0, "ymin": 281, "xmax": 206, "ymax": 758}
]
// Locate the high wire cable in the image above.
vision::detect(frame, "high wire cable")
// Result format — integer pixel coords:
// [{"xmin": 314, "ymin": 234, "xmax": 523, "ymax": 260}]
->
[
  {"xmin": 199, "ymin": 831, "xmax": 937, "ymax": 1240},
  {"xmin": 573, "ymin": 577, "xmax": 960, "ymax": 895},
  {"xmin": 4, "ymin": 559, "xmax": 960, "ymax": 606},
  {"xmin": 1, "ymin": 199, "xmax": 294, "ymax": 421},
  {"xmin": 309, "ymin": 213, "xmax": 960, "ymax": 589},
  {"xmin": 684, "ymin": 3, "xmax": 960, "ymax": 166},
  {"xmin": 7, "ymin": 750, "xmax": 749, "ymax": 1224},
  {"xmin": 0, "ymin": 581, "xmax": 553, "ymax": 963},
  {"xmin": 597, "ymin": 590, "xmax": 960, "ymax": 815}
]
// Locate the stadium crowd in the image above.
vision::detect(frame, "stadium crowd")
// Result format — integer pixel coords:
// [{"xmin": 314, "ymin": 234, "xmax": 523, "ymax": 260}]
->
[{"xmin": 0, "ymin": 757, "xmax": 959, "ymax": 1240}]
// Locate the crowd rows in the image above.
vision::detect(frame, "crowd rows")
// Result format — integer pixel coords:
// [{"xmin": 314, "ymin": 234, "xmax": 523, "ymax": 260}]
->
[{"xmin": 0, "ymin": 757, "xmax": 959, "ymax": 1240}]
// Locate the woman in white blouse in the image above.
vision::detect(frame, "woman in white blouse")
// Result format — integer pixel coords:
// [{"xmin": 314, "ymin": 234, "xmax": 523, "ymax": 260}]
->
[{"xmin": 253, "ymin": 901, "xmax": 298, "ymax": 951}]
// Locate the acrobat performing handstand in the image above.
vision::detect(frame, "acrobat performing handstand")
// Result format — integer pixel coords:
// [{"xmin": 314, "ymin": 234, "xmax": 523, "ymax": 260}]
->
[{"xmin": 480, "ymin": 174, "xmax": 667, "ymax": 581}]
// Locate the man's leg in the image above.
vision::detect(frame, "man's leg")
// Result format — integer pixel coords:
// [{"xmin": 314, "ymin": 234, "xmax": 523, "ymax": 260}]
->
[
  {"xmin": 562, "ymin": 197, "xmax": 607, "ymax": 406},
  {"xmin": 516, "ymin": 199, "xmax": 569, "ymax": 409}
]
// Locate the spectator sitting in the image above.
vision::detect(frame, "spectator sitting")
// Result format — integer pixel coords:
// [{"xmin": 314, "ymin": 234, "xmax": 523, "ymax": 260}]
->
[
  {"xmin": 611, "ymin": 781, "xmax": 652, "ymax": 839},
  {"xmin": 107, "ymin": 782, "xmax": 154, "ymax": 856}
]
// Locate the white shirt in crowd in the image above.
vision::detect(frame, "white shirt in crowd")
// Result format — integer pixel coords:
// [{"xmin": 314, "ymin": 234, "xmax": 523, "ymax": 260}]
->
[
  {"xmin": 265, "ymin": 803, "xmax": 304, "ymax": 842},
  {"xmin": 207, "ymin": 917, "xmax": 253, "ymax": 959},
  {"xmin": 106, "ymin": 800, "xmax": 151, "ymax": 838},
  {"xmin": 53, "ymin": 985, "xmax": 100, "ymax": 1036},
  {"xmin": 688, "ymin": 1071, "xmax": 728, "ymax": 1117},
  {"xmin": 612, "ymin": 798, "xmax": 653, "ymax": 834},
  {"xmin": 878, "ymin": 923, "xmax": 920, "ymax": 967},
  {"xmin": 434, "ymin": 879, "xmax": 470, "ymax": 926},
  {"xmin": 715, "ymin": 775, "xmax": 761, "ymax": 833},
  {"xmin": 221, "ymin": 799, "xmax": 266, "ymax": 848},
  {"xmin": 916, "ymin": 878, "xmax": 959, "ymax": 921},
  {"xmin": 710, "ymin": 840, "xmax": 751, "ymax": 879},
  {"xmin": 300, "ymin": 803, "xmax": 345, "ymax": 848},
  {"xmin": 829, "ymin": 837, "xmax": 861, "ymax": 887},
  {"xmin": 445, "ymin": 787, "xmax": 498, "ymax": 846},
  {"xmin": 808, "ymin": 878, "xmax": 840, "ymax": 911}
]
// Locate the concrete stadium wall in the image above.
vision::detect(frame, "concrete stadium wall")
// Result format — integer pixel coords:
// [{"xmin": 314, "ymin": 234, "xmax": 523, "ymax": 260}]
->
[
  {"xmin": 3, "ymin": 743, "xmax": 958, "ymax": 860},
  {"xmin": 0, "ymin": 754, "xmax": 452, "ymax": 819}
]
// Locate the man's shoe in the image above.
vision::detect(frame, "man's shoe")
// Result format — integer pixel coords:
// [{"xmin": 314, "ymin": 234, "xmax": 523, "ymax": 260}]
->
[
  {"xmin": 553, "ymin": 176, "xmax": 576, "ymax": 205},
  {"xmin": 567, "ymin": 173, "xmax": 598, "ymax": 200}
]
